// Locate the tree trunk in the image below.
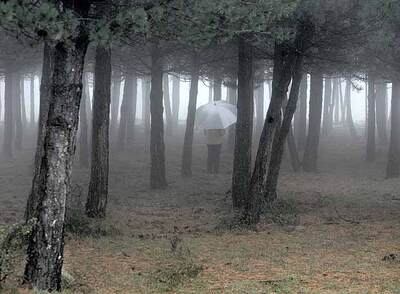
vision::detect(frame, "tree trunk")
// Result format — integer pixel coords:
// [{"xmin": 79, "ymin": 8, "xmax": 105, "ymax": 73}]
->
[
  {"xmin": 3, "ymin": 71, "xmax": 15, "ymax": 158},
  {"xmin": 142, "ymin": 77, "xmax": 151, "ymax": 137},
  {"xmin": 213, "ymin": 77, "xmax": 222, "ymax": 101},
  {"xmin": 21, "ymin": 77, "xmax": 28, "ymax": 128},
  {"xmin": 232, "ymin": 37, "xmax": 254, "ymax": 210},
  {"xmin": 172, "ymin": 75, "xmax": 180, "ymax": 132},
  {"xmin": 329, "ymin": 78, "xmax": 338, "ymax": 132},
  {"xmin": 150, "ymin": 43, "xmax": 167, "ymax": 189},
  {"xmin": 366, "ymin": 74, "xmax": 376, "ymax": 162},
  {"xmin": 79, "ymin": 74, "xmax": 89, "ymax": 168},
  {"xmin": 110, "ymin": 71, "xmax": 121, "ymax": 139},
  {"xmin": 334, "ymin": 79, "xmax": 340, "ymax": 124},
  {"xmin": 255, "ymin": 82, "xmax": 264, "ymax": 136},
  {"xmin": 30, "ymin": 75, "xmax": 35, "ymax": 126},
  {"xmin": 25, "ymin": 43, "xmax": 54, "ymax": 221},
  {"xmin": 339, "ymin": 80, "xmax": 346, "ymax": 124},
  {"xmin": 127, "ymin": 74, "xmax": 137, "ymax": 144},
  {"xmin": 227, "ymin": 84, "xmax": 237, "ymax": 150},
  {"xmin": 181, "ymin": 58, "xmax": 199, "ymax": 177},
  {"xmin": 345, "ymin": 78, "xmax": 357, "ymax": 138},
  {"xmin": 287, "ymin": 126, "xmax": 301, "ymax": 171},
  {"xmin": 208, "ymin": 80, "xmax": 213, "ymax": 102},
  {"xmin": 386, "ymin": 79, "xmax": 400, "ymax": 178},
  {"xmin": 296, "ymin": 75, "xmax": 307, "ymax": 149},
  {"xmin": 322, "ymin": 78, "xmax": 331, "ymax": 136},
  {"xmin": 118, "ymin": 73, "xmax": 136, "ymax": 149},
  {"xmin": 376, "ymin": 82, "xmax": 388, "ymax": 144},
  {"xmin": 303, "ymin": 71, "xmax": 323, "ymax": 172},
  {"xmin": 163, "ymin": 74, "xmax": 173, "ymax": 136},
  {"xmin": 24, "ymin": 23, "xmax": 89, "ymax": 291},
  {"xmin": 85, "ymin": 46, "xmax": 112, "ymax": 218},
  {"xmin": 14, "ymin": 73, "xmax": 23, "ymax": 151}
]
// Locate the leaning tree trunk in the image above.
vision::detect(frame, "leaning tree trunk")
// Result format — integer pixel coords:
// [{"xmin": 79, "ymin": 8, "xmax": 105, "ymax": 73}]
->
[
  {"xmin": 386, "ymin": 79, "xmax": 400, "ymax": 178},
  {"xmin": 296, "ymin": 75, "xmax": 307, "ymax": 149},
  {"xmin": 118, "ymin": 72, "xmax": 136, "ymax": 149},
  {"xmin": 172, "ymin": 74, "xmax": 180, "ymax": 132},
  {"xmin": 14, "ymin": 73, "xmax": 23, "ymax": 151},
  {"xmin": 345, "ymin": 78, "xmax": 357, "ymax": 138},
  {"xmin": 163, "ymin": 74, "xmax": 173, "ymax": 136},
  {"xmin": 213, "ymin": 77, "xmax": 222, "ymax": 101},
  {"xmin": 366, "ymin": 74, "xmax": 376, "ymax": 162},
  {"xmin": 3, "ymin": 71, "xmax": 15, "ymax": 158},
  {"xmin": 303, "ymin": 71, "xmax": 323, "ymax": 172},
  {"xmin": 181, "ymin": 57, "xmax": 199, "ymax": 177},
  {"xmin": 79, "ymin": 74, "xmax": 89, "ymax": 168},
  {"xmin": 30, "ymin": 75, "xmax": 35, "ymax": 126},
  {"xmin": 25, "ymin": 43, "xmax": 54, "ymax": 222},
  {"xmin": 150, "ymin": 43, "xmax": 167, "ymax": 189},
  {"xmin": 85, "ymin": 46, "xmax": 112, "ymax": 218},
  {"xmin": 24, "ymin": 22, "xmax": 89, "ymax": 291},
  {"xmin": 232, "ymin": 37, "xmax": 254, "ymax": 210},
  {"xmin": 322, "ymin": 77, "xmax": 331, "ymax": 136},
  {"xmin": 376, "ymin": 82, "xmax": 388, "ymax": 144}
]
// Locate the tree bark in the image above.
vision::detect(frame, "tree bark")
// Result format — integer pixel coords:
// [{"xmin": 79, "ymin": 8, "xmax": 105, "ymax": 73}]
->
[
  {"xmin": 386, "ymin": 79, "xmax": 400, "ymax": 178},
  {"xmin": 232, "ymin": 37, "xmax": 254, "ymax": 210},
  {"xmin": 79, "ymin": 74, "xmax": 89, "ymax": 168},
  {"xmin": 150, "ymin": 43, "xmax": 167, "ymax": 188},
  {"xmin": 181, "ymin": 58, "xmax": 199, "ymax": 177},
  {"xmin": 376, "ymin": 82, "xmax": 388, "ymax": 144},
  {"xmin": 366, "ymin": 74, "xmax": 376, "ymax": 162},
  {"xmin": 85, "ymin": 46, "xmax": 112, "ymax": 218},
  {"xmin": 172, "ymin": 75, "xmax": 180, "ymax": 132},
  {"xmin": 24, "ymin": 22, "xmax": 89, "ymax": 291},
  {"xmin": 345, "ymin": 78, "xmax": 357, "ymax": 138},
  {"xmin": 296, "ymin": 75, "xmax": 307, "ymax": 149},
  {"xmin": 3, "ymin": 71, "xmax": 14, "ymax": 158},
  {"xmin": 303, "ymin": 71, "xmax": 323, "ymax": 172},
  {"xmin": 322, "ymin": 78, "xmax": 331, "ymax": 136},
  {"xmin": 163, "ymin": 74, "xmax": 173, "ymax": 136},
  {"xmin": 14, "ymin": 73, "xmax": 23, "ymax": 151}
]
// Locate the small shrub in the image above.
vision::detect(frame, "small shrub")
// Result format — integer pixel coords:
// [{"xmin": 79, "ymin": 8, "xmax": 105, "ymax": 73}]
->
[{"xmin": 264, "ymin": 199, "xmax": 299, "ymax": 226}]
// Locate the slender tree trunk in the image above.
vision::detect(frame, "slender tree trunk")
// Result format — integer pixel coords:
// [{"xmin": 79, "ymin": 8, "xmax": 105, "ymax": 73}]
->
[
  {"xmin": 14, "ymin": 73, "xmax": 23, "ymax": 151},
  {"xmin": 79, "ymin": 74, "xmax": 89, "ymax": 168},
  {"xmin": 213, "ymin": 77, "xmax": 222, "ymax": 101},
  {"xmin": 376, "ymin": 82, "xmax": 388, "ymax": 144},
  {"xmin": 85, "ymin": 46, "xmax": 111, "ymax": 218},
  {"xmin": 232, "ymin": 37, "xmax": 254, "ymax": 210},
  {"xmin": 208, "ymin": 80, "xmax": 213, "ymax": 103},
  {"xmin": 334, "ymin": 79, "xmax": 340, "ymax": 124},
  {"xmin": 25, "ymin": 43, "xmax": 54, "ymax": 221},
  {"xmin": 365, "ymin": 80, "xmax": 368, "ymax": 137},
  {"xmin": 227, "ymin": 84, "xmax": 237, "ymax": 150},
  {"xmin": 30, "ymin": 75, "xmax": 35, "ymax": 126},
  {"xmin": 118, "ymin": 73, "xmax": 135, "ymax": 149},
  {"xmin": 303, "ymin": 71, "xmax": 323, "ymax": 172},
  {"xmin": 296, "ymin": 75, "xmax": 307, "ymax": 149},
  {"xmin": 386, "ymin": 79, "xmax": 400, "ymax": 178},
  {"xmin": 142, "ymin": 77, "xmax": 151, "ymax": 137},
  {"xmin": 21, "ymin": 77, "xmax": 28, "ymax": 128},
  {"xmin": 339, "ymin": 80, "xmax": 346, "ymax": 124},
  {"xmin": 255, "ymin": 82, "xmax": 264, "ymax": 136},
  {"xmin": 150, "ymin": 43, "xmax": 167, "ymax": 189},
  {"xmin": 163, "ymin": 74, "xmax": 173, "ymax": 136},
  {"xmin": 24, "ymin": 21, "xmax": 89, "ymax": 291},
  {"xmin": 366, "ymin": 74, "xmax": 376, "ymax": 162},
  {"xmin": 3, "ymin": 70, "xmax": 14, "ymax": 158},
  {"xmin": 345, "ymin": 78, "xmax": 357, "ymax": 138},
  {"xmin": 329, "ymin": 78, "xmax": 338, "ymax": 132},
  {"xmin": 172, "ymin": 75, "xmax": 180, "ymax": 132},
  {"xmin": 110, "ymin": 71, "xmax": 121, "ymax": 139},
  {"xmin": 127, "ymin": 75, "xmax": 137, "ymax": 144},
  {"xmin": 322, "ymin": 78, "xmax": 331, "ymax": 136},
  {"xmin": 181, "ymin": 58, "xmax": 199, "ymax": 177}
]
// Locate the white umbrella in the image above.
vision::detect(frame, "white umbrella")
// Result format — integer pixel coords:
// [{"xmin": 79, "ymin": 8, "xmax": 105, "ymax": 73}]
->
[{"xmin": 195, "ymin": 101, "xmax": 237, "ymax": 129}]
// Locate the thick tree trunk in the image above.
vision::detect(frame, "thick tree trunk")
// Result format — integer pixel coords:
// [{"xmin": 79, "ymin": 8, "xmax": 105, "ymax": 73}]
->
[
  {"xmin": 322, "ymin": 78, "xmax": 331, "ymax": 136},
  {"xmin": 213, "ymin": 77, "xmax": 222, "ymax": 101},
  {"xmin": 118, "ymin": 73, "xmax": 136, "ymax": 149},
  {"xmin": 24, "ymin": 23, "xmax": 89, "ymax": 291},
  {"xmin": 296, "ymin": 75, "xmax": 307, "ymax": 149},
  {"xmin": 110, "ymin": 71, "xmax": 121, "ymax": 138},
  {"xmin": 30, "ymin": 75, "xmax": 35, "ymax": 126},
  {"xmin": 163, "ymin": 74, "xmax": 173, "ymax": 136},
  {"xmin": 366, "ymin": 74, "xmax": 376, "ymax": 162},
  {"xmin": 25, "ymin": 43, "xmax": 54, "ymax": 221},
  {"xmin": 79, "ymin": 74, "xmax": 89, "ymax": 168},
  {"xmin": 345, "ymin": 78, "xmax": 357, "ymax": 138},
  {"xmin": 181, "ymin": 58, "xmax": 199, "ymax": 177},
  {"xmin": 232, "ymin": 37, "xmax": 254, "ymax": 210},
  {"xmin": 172, "ymin": 75, "xmax": 180, "ymax": 132},
  {"xmin": 303, "ymin": 71, "xmax": 323, "ymax": 172},
  {"xmin": 386, "ymin": 79, "xmax": 400, "ymax": 178},
  {"xmin": 255, "ymin": 82, "xmax": 264, "ymax": 136},
  {"xmin": 3, "ymin": 71, "xmax": 14, "ymax": 158},
  {"xmin": 376, "ymin": 82, "xmax": 388, "ymax": 144},
  {"xmin": 150, "ymin": 43, "xmax": 167, "ymax": 189},
  {"xmin": 14, "ymin": 73, "xmax": 23, "ymax": 151},
  {"xmin": 85, "ymin": 46, "xmax": 112, "ymax": 218}
]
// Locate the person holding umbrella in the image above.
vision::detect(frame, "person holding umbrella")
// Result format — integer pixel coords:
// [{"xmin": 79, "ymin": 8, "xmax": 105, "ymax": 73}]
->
[{"xmin": 196, "ymin": 101, "xmax": 237, "ymax": 174}]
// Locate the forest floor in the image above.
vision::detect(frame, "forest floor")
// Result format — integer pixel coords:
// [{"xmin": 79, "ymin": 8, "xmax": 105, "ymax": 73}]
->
[{"xmin": 1, "ymin": 125, "xmax": 400, "ymax": 293}]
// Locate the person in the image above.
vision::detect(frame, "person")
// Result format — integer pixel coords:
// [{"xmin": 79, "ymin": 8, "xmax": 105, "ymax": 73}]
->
[{"xmin": 204, "ymin": 128, "xmax": 226, "ymax": 174}]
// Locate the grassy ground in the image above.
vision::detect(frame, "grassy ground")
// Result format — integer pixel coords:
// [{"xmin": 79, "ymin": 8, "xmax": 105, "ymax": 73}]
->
[{"xmin": 1, "ymin": 126, "xmax": 400, "ymax": 293}]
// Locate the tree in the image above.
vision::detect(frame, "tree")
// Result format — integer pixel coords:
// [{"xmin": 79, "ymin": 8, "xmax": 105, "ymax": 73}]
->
[
  {"xmin": 30, "ymin": 74, "xmax": 35, "ymax": 126},
  {"xmin": 386, "ymin": 79, "xmax": 400, "ymax": 178},
  {"xmin": 163, "ymin": 73, "xmax": 173, "ymax": 136},
  {"xmin": 171, "ymin": 74, "xmax": 180, "ymax": 132},
  {"xmin": 118, "ymin": 72, "xmax": 137, "ymax": 149},
  {"xmin": 366, "ymin": 74, "xmax": 376, "ymax": 162},
  {"xmin": 322, "ymin": 77, "xmax": 331, "ymax": 136},
  {"xmin": 3, "ymin": 70, "xmax": 15, "ymax": 158},
  {"xmin": 375, "ymin": 81, "xmax": 388, "ymax": 144},
  {"xmin": 345, "ymin": 78, "xmax": 357, "ymax": 138},
  {"xmin": 79, "ymin": 73, "xmax": 90, "ymax": 168},
  {"xmin": 14, "ymin": 73, "xmax": 23, "ymax": 150},
  {"xmin": 296, "ymin": 75, "xmax": 307, "ymax": 149}
]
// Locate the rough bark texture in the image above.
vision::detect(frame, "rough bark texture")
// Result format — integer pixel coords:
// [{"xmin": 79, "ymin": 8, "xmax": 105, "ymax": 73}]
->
[
  {"xmin": 366, "ymin": 75, "xmax": 376, "ymax": 162},
  {"xmin": 232, "ymin": 37, "xmax": 254, "ymax": 210},
  {"xmin": 3, "ymin": 71, "xmax": 14, "ymax": 158},
  {"xmin": 25, "ymin": 43, "xmax": 54, "ymax": 222},
  {"xmin": 30, "ymin": 75, "xmax": 35, "ymax": 125},
  {"xmin": 303, "ymin": 71, "xmax": 323, "ymax": 172},
  {"xmin": 345, "ymin": 78, "xmax": 357, "ymax": 138},
  {"xmin": 296, "ymin": 75, "xmax": 307, "ymax": 149},
  {"xmin": 14, "ymin": 73, "xmax": 23, "ymax": 151},
  {"xmin": 322, "ymin": 78, "xmax": 331, "ymax": 136},
  {"xmin": 181, "ymin": 61, "xmax": 199, "ymax": 177},
  {"xmin": 24, "ymin": 18, "xmax": 89, "ymax": 291},
  {"xmin": 386, "ymin": 79, "xmax": 400, "ymax": 178},
  {"xmin": 79, "ymin": 74, "xmax": 89, "ymax": 168},
  {"xmin": 171, "ymin": 75, "xmax": 180, "ymax": 132},
  {"xmin": 85, "ymin": 46, "xmax": 112, "ymax": 218},
  {"xmin": 376, "ymin": 82, "xmax": 388, "ymax": 144},
  {"xmin": 163, "ymin": 74, "xmax": 173, "ymax": 136},
  {"xmin": 150, "ymin": 43, "xmax": 167, "ymax": 189}
]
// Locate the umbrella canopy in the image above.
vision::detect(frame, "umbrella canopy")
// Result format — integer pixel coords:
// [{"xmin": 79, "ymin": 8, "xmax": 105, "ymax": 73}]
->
[{"xmin": 195, "ymin": 101, "xmax": 237, "ymax": 129}]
